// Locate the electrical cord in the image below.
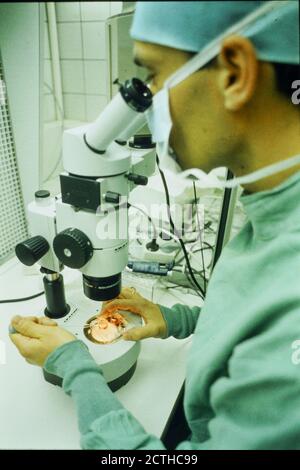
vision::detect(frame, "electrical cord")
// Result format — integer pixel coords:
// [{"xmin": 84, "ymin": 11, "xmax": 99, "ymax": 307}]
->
[
  {"xmin": 175, "ymin": 244, "xmax": 214, "ymax": 263},
  {"xmin": 42, "ymin": 82, "xmax": 64, "ymax": 184},
  {"xmin": 161, "ymin": 261, "xmax": 208, "ymax": 297},
  {"xmin": 192, "ymin": 180, "xmax": 207, "ymax": 291},
  {"xmin": 129, "ymin": 202, "xmax": 212, "ymax": 251},
  {"xmin": 173, "ymin": 235, "xmax": 209, "ymax": 262},
  {"xmin": 183, "ymin": 267, "xmax": 205, "ymax": 299},
  {"xmin": 0, "ymin": 291, "xmax": 44, "ymax": 304},
  {"xmin": 173, "ymin": 265, "xmax": 208, "ymax": 280},
  {"xmin": 128, "ymin": 202, "xmax": 159, "ymax": 239},
  {"xmin": 128, "ymin": 167, "xmax": 214, "ymax": 293},
  {"xmin": 156, "ymin": 154, "xmax": 205, "ymax": 299}
]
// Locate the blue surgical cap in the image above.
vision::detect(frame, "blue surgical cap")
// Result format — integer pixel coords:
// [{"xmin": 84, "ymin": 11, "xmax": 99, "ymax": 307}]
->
[{"xmin": 130, "ymin": 1, "xmax": 299, "ymax": 65}]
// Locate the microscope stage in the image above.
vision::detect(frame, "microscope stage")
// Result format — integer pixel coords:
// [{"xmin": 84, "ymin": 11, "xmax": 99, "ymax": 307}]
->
[{"xmin": 42, "ymin": 298, "xmax": 142, "ymax": 390}]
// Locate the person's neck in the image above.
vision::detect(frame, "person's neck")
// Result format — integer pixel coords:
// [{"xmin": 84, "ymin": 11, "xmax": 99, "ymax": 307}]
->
[{"xmin": 230, "ymin": 106, "xmax": 300, "ymax": 194}]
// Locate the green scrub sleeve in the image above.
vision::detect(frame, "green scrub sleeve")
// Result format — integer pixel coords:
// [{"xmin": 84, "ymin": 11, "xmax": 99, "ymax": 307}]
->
[
  {"xmin": 45, "ymin": 309, "xmax": 300, "ymax": 450},
  {"xmin": 43, "ymin": 340, "xmax": 206, "ymax": 450},
  {"xmin": 44, "ymin": 340, "xmax": 123, "ymax": 435},
  {"xmin": 44, "ymin": 340, "xmax": 167, "ymax": 449},
  {"xmin": 157, "ymin": 303, "xmax": 201, "ymax": 339}
]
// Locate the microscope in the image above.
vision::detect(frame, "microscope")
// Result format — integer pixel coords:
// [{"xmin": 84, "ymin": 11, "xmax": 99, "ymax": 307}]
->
[{"xmin": 15, "ymin": 78, "xmax": 156, "ymax": 391}]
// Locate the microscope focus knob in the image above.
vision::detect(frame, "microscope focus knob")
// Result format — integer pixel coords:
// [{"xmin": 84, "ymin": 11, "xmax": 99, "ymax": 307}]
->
[
  {"xmin": 53, "ymin": 228, "xmax": 93, "ymax": 269},
  {"xmin": 15, "ymin": 236, "xmax": 50, "ymax": 266},
  {"xmin": 126, "ymin": 173, "xmax": 148, "ymax": 186}
]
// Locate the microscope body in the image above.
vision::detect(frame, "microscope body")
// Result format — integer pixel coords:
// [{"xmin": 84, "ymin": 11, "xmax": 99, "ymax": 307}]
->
[
  {"xmin": 15, "ymin": 78, "xmax": 155, "ymax": 390},
  {"xmin": 28, "ymin": 134, "xmax": 155, "ymax": 301},
  {"xmin": 23, "ymin": 77, "xmax": 154, "ymax": 302}
]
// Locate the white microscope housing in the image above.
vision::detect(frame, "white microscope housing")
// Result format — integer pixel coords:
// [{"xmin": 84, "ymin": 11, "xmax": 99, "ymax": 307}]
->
[{"xmin": 15, "ymin": 78, "xmax": 155, "ymax": 390}]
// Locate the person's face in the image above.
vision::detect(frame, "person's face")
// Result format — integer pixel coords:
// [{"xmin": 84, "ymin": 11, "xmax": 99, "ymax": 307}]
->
[
  {"xmin": 133, "ymin": 40, "xmax": 238, "ymax": 172},
  {"xmin": 133, "ymin": 34, "xmax": 265, "ymax": 174}
]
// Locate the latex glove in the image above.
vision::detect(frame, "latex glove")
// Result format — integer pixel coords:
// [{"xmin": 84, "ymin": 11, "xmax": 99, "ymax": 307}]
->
[
  {"xmin": 100, "ymin": 286, "xmax": 167, "ymax": 341},
  {"xmin": 8, "ymin": 315, "xmax": 58, "ymax": 334},
  {"xmin": 9, "ymin": 315, "xmax": 76, "ymax": 367}
]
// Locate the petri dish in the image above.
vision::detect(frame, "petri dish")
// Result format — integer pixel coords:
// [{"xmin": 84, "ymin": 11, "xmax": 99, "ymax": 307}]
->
[{"xmin": 83, "ymin": 309, "xmax": 143, "ymax": 345}]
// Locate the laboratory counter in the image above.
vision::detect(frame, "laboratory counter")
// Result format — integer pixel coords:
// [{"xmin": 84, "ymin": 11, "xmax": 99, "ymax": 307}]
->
[{"xmin": 0, "ymin": 256, "xmax": 202, "ymax": 449}]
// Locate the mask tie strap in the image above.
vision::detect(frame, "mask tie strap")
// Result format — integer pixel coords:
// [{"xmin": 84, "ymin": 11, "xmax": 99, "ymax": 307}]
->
[
  {"xmin": 165, "ymin": 0, "xmax": 290, "ymax": 90},
  {"xmin": 223, "ymin": 153, "xmax": 300, "ymax": 189}
]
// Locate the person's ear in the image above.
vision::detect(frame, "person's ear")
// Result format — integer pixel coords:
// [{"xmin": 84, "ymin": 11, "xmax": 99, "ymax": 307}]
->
[{"xmin": 217, "ymin": 35, "xmax": 259, "ymax": 111}]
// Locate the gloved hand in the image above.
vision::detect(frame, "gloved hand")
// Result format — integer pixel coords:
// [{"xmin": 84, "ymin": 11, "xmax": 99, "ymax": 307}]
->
[
  {"xmin": 9, "ymin": 315, "xmax": 76, "ymax": 366},
  {"xmin": 100, "ymin": 286, "xmax": 168, "ymax": 341}
]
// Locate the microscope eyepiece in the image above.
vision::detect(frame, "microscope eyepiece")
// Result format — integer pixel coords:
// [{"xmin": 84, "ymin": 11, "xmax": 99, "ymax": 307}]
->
[
  {"xmin": 84, "ymin": 77, "xmax": 152, "ymax": 152},
  {"xmin": 83, "ymin": 273, "xmax": 121, "ymax": 301},
  {"xmin": 120, "ymin": 78, "xmax": 152, "ymax": 112}
]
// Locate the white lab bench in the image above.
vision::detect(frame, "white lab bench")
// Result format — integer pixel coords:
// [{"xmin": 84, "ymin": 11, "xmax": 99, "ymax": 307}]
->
[{"xmin": 0, "ymin": 256, "xmax": 202, "ymax": 449}]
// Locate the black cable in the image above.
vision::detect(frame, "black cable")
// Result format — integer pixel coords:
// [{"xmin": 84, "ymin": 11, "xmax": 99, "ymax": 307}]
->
[
  {"xmin": 198, "ymin": 242, "xmax": 214, "ymax": 250},
  {"xmin": 173, "ymin": 266, "xmax": 209, "ymax": 283},
  {"xmin": 211, "ymin": 169, "xmax": 234, "ymax": 271},
  {"xmin": 156, "ymin": 154, "xmax": 205, "ymax": 299},
  {"xmin": 174, "ymin": 245, "xmax": 213, "ymax": 267},
  {"xmin": 166, "ymin": 267, "xmax": 203, "ymax": 298},
  {"xmin": 165, "ymin": 263, "xmax": 208, "ymax": 297},
  {"xmin": 183, "ymin": 267, "xmax": 205, "ymax": 299},
  {"xmin": 192, "ymin": 181, "xmax": 207, "ymax": 293},
  {"xmin": 128, "ymin": 202, "xmax": 158, "ymax": 239},
  {"xmin": 205, "ymin": 226, "xmax": 217, "ymax": 234},
  {"xmin": 0, "ymin": 291, "xmax": 44, "ymax": 304}
]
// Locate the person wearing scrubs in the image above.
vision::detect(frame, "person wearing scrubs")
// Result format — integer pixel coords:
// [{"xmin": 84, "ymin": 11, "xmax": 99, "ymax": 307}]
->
[{"xmin": 9, "ymin": 1, "xmax": 300, "ymax": 449}]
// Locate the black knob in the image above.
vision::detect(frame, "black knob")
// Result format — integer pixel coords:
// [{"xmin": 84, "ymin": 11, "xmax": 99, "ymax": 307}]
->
[
  {"xmin": 53, "ymin": 228, "xmax": 93, "ymax": 269},
  {"xmin": 120, "ymin": 78, "xmax": 152, "ymax": 112},
  {"xmin": 35, "ymin": 190, "xmax": 50, "ymax": 199},
  {"xmin": 129, "ymin": 134, "xmax": 155, "ymax": 149},
  {"xmin": 104, "ymin": 191, "xmax": 121, "ymax": 204},
  {"xmin": 15, "ymin": 236, "xmax": 50, "ymax": 266},
  {"xmin": 126, "ymin": 173, "xmax": 148, "ymax": 186},
  {"xmin": 146, "ymin": 239, "xmax": 160, "ymax": 252}
]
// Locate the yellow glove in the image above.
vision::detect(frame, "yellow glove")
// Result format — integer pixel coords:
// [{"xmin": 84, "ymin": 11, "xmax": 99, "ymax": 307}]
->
[
  {"xmin": 9, "ymin": 315, "xmax": 76, "ymax": 367},
  {"xmin": 100, "ymin": 286, "xmax": 167, "ymax": 341}
]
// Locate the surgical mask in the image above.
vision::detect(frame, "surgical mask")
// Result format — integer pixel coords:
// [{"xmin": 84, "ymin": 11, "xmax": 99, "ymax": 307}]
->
[{"xmin": 145, "ymin": 0, "xmax": 300, "ymax": 189}]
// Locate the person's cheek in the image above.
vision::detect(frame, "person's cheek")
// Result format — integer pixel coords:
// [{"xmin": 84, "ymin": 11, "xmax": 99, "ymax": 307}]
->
[
  {"xmin": 168, "ymin": 93, "xmax": 180, "ymax": 154},
  {"xmin": 169, "ymin": 103, "xmax": 187, "ymax": 167},
  {"xmin": 169, "ymin": 128, "xmax": 179, "ymax": 157}
]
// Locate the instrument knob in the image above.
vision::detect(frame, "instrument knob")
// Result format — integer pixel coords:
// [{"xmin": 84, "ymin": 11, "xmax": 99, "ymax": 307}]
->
[
  {"xmin": 15, "ymin": 236, "xmax": 50, "ymax": 266},
  {"xmin": 53, "ymin": 228, "xmax": 93, "ymax": 269}
]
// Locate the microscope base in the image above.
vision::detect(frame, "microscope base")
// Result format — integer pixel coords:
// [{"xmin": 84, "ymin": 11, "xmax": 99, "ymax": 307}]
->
[
  {"xmin": 42, "ymin": 361, "xmax": 137, "ymax": 392},
  {"xmin": 42, "ymin": 299, "xmax": 142, "ymax": 392}
]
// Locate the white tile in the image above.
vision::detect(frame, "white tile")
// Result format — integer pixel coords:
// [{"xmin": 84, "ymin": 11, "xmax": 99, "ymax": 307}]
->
[
  {"xmin": 80, "ymin": 2, "xmax": 110, "ymax": 21},
  {"xmin": 44, "ymin": 26, "xmax": 51, "ymax": 59},
  {"xmin": 57, "ymin": 23, "xmax": 83, "ymax": 59},
  {"xmin": 110, "ymin": 2, "xmax": 123, "ymax": 16},
  {"xmin": 84, "ymin": 60, "xmax": 107, "ymax": 95},
  {"xmin": 82, "ymin": 22, "xmax": 106, "ymax": 60},
  {"xmin": 42, "ymin": 122, "xmax": 64, "ymax": 183},
  {"xmin": 86, "ymin": 95, "xmax": 108, "ymax": 121},
  {"xmin": 43, "ymin": 94, "xmax": 56, "ymax": 122},
  {"xmin": 64, "ymin": 94, "xmax": 86, "ymax": 121},
  {"xmin": 56, "ymin": 2, "xmax": 80, "ymax": 22},
  {"xmin": 61, "ymin": 60, "xmax": 85, "ymax": 94},
  {"xmin": 44, "ymin": 60, "xmax": 53, "ymax": 92}
]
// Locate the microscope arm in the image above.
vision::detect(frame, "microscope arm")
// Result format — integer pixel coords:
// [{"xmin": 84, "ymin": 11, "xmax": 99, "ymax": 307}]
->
[{"xmin": 16, "ymin": 77, "xmax": 154, "ymax": 308}]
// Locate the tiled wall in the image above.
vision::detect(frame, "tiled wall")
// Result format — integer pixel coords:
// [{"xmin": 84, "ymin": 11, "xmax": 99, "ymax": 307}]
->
[{"xmin": 44, "ymin": 2, "xmax": 123, "ymax": 123}]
